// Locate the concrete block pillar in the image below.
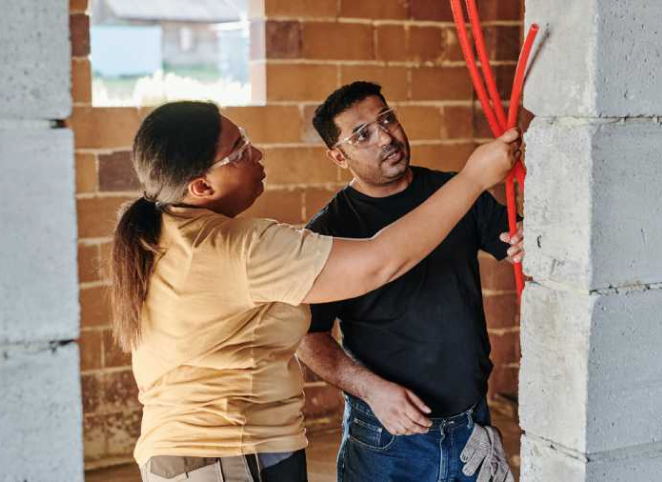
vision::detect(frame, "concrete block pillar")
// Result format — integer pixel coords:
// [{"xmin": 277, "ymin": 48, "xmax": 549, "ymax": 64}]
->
[
  {"xmin": 0, "ymin": 0, "xmax": 82, "ymax": 480},
  {"xmin": 521, "ymin": 1, "xmax": 662, "ymax": 480}
]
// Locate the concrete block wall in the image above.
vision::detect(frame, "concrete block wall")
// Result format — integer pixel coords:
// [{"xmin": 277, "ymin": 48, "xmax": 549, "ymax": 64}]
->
[
  {"xmin": 69, "ymin": 0, "xmax": 526, "ymax": 467},
  {"xmin": 524, "ymin": 118, "xmax": 662, "ymax": 291},
  {"xmin": 521, "ymin": 1, "xmax": 662, "ymax": 480},
  {"xmin": 0, "ymin": 0, "xmax": 72, "ymax": 119},
  {"xmin": 524, "ymin": 2, "xmax": 662, "ymax": 118},
  {"xmin": 0, "ymin": 129, "xmax": 78, "ymax": 343},
  {"xmin": 0, "ymin": 0, "xmax": 83, "ymax": 480},
  {"xmin": 0, "ymin": 345, "xmax": 83, "ymax": 481}
]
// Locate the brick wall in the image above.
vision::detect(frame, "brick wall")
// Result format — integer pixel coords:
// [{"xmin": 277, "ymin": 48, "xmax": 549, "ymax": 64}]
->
[{"xmin": 70, "ymin": 0, "xmax": 524, "ymax": 467}]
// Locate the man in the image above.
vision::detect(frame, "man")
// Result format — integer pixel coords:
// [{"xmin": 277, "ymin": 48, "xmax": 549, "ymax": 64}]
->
[{"xmin": 298, "ymin": 81, "xmax": 523, "ymax": 482}]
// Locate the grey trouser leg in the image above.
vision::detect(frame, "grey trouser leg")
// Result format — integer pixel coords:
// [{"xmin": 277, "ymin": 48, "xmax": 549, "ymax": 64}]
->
[{"xmin": 141, "ymin": 455, "xmax": 260, "ymax": 482}]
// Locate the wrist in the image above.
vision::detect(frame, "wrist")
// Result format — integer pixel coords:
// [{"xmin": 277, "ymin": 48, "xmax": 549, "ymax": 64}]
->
[
  {"xmin": 456, "ymin": 169, "xmax": 487, "ymax": 195},
  {"xmin": 362, "ymin": 376, "xmax": 390, "ymax": 405}
]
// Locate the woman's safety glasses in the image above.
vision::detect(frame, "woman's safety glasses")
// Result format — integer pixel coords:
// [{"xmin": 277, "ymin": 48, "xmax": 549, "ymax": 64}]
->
[{"xmin": 210, "ymin": 127, "xmax": 252, "ymax": 169}]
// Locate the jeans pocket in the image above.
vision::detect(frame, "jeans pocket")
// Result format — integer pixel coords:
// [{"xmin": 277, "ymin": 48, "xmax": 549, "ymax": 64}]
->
[{"xmin": 348, "ymin": 416, "xmax": 395, "ymax": 451}]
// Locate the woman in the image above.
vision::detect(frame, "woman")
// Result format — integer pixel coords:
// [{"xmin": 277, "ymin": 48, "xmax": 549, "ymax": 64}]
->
[{"xmin": 110, "ymin": 101, "xmax": 519, "ymax": 482}]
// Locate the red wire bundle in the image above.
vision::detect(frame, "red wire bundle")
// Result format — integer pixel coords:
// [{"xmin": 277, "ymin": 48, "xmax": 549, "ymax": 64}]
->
[{"xmin": 450, "ymin": 0, "xmax": 539, "ymax": 302}]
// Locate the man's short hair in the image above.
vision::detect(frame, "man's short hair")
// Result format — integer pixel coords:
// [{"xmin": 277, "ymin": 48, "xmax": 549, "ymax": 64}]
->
[{"xmin": 313, "ymin": 81, "xmax": 387, "ymax": 148}]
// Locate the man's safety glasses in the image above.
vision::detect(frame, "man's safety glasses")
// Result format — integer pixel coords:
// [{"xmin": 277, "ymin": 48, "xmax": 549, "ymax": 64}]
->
[{"xmin": 333, "ymin": 109, "xmax": 401, "ymax": 149}]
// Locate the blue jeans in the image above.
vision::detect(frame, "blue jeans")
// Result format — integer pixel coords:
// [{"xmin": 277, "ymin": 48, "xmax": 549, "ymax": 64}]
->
[{"xmin": 337, "ymin": 395, "xmax": 491, "ymax": 482}]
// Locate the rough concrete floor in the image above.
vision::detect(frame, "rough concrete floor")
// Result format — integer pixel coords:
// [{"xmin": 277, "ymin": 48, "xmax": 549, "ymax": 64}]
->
[{"xmin": 86, "ymin": 407, "xmax": 521, "ymax": 482}]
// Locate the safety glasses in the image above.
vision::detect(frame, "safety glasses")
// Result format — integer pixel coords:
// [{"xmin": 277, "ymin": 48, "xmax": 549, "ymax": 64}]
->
[
  {"xmin": 210, "ymin": 127, "xmax": 252, "ymax": 169},
  {"xmin": 333, "ymin": 109, "xmax": 400, "ymax": 149}
]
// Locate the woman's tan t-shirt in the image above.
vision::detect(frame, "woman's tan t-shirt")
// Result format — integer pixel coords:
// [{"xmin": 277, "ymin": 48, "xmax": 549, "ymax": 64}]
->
[{"xmin": 132, "ymin": 206, "xmax": 333, "ymax": 465}]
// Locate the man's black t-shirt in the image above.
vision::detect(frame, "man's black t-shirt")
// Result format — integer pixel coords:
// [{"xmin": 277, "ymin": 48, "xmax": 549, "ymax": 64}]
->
[{"xmin": 305, "ymin": 166, "xmax": 511, "ymax": 417}]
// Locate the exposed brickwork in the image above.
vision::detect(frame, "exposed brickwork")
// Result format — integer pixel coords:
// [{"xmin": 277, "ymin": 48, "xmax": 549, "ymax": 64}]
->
[
  {"xmin": 67, "ymin": 107, "xmax": 143, "ymax": 149},
  {"xmin": 484, "ymin": 25, "xmax": 523, "ymax": 61},
  {"xmin": 412, "ymin": 142, "xmax": 476, "ymax": 172},
  {"xmin": 104, "ymin": 370, "xmax": 140, "ymax": 412},
  {"xmin": 265, "ymin": 20, "xmax": 302, "ymax": 59},
  {"xmin": 397, "ymin": 106, "xmax": 444, "ymax": 140},
  {"xmin": 103, "ymin": 329, "xmax": 131, "ymax": 368},
  {"xmin": 480, "ymin": 252, "xmax": 518, "ymax": 291},
  {"xmin": 408, "ymin": 26, "xmax": 444, "ymax": 63},
  {"xmin": 476, "ymin": 0, "xmax": 523, "ymax": 21},
  {"xmin": 70, "ymin": 14, "xmax": 90, "ymax": 57},
  {"xmin": 77, "ymin": 242, "xmax": 100, "ymax": 284},
  {"xmin": 410, "ymin": 66, "xmax": 473, "ymax": 101},
  {"xmin": 72, "ymin": 58, "xmax": 92, "ymax": 105},
  {"xmin": 260, "ymin": 0, "xmax": 339, "ymax": 18},
  {"xmin": 410, "ymin": 0, "xmax": 456, "ymax": 22},
  {"xmin": 303, "ymin": 385, "xmax": 345, "ymax": 418},
  {"xmin": 484, "ymin": 293, "xmax": 521, "ymax": 330},
  {"xmin": 69, "ymin": 0, "xmax": 88, "ymax": 14},
  {"xmin": 265, "ymin": 63, "xmax": 338, "ymax": 101},
  {"xmin": 376, "ymin": 25, "xmax": 408, "ymax": 62},
  {"xmin": 98, "ymin": 151, "xmax": 139, "ymax": 192},
  {"xmin": 488, "ymin": 365, "xmax": 519, "ymax": 400},
  {"xmin": 106, "ymin": 410, "xmax": 142, "ymax": 457},
  {"xmin": 71, "ymin": 0, "xmax": 524, "ymax": 468},
  {"xmin": 75, "ymin": 152, "xmax": 97, "ymax": 193},
  {"xmin": 79, "ymin": 285, "xmax": 111, "ymax": 328},
  {"xmin": 81, "ymin": 373, "xmax": 102, "ymax": 415},
  {"xmin": 339, "ymin": 0, "xmax": 409, "ymax": 20},
  {"xmin": 223, "ymin": 105, "xmax": 303, "ymax": 144},
  {"xmin": 301, "ymin": 22, "xmax": 375, "ymax": 61},
  {"xmin": 79, "ymin": 331, "xmax": 103, "ymax": 372},
  {"xmin": 261, "ymin": 146, "xmax": 339, "ymax": 184},
  {"xmin": 77, "ymin": 196, "xmax": 133, "ymax": 239}
]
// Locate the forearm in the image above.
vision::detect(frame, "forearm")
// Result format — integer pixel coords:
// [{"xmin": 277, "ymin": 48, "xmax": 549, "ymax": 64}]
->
[
  {"xmin": 297, "ymin": 332, "xmax": 384, "ymax": 401},
  {"xmin": 299, "ymin": 331, "xmax": 434, "ymax": 435},
  {"xmin": 303, "ymin": 172, "xmax": 483, "ymax": 304}
]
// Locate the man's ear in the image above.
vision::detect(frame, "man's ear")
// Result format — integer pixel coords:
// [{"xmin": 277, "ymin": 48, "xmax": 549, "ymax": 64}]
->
[
  {"xmin": 187, "ymin": 177, "xmax": 216, "ymax": 199},
  {"xmin": 327, "ymin": 148, "xmax": 349, "ymax": 169}
]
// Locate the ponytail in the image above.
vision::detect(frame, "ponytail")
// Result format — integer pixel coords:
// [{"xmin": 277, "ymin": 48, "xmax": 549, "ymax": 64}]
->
[
  {"xmin": 110, "ymin": 197, "xmax": 163, "ymax": 352},
  {"xmin": 109, "ymin": 100, "xmax": 222, "ymax": 352}
]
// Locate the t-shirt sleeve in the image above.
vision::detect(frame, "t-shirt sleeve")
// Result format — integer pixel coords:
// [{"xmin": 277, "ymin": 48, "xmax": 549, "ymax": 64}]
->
[
  {"xmin": 473, "ymin": 191, "xmax": 516, "ymax": 261},
  {"xmin": 245, "ymin": 219, "xmax": 333, "ymax": 306},
  {"xmin": 308, "ymin": 302, "xmax": 341, "ymax": 332}
]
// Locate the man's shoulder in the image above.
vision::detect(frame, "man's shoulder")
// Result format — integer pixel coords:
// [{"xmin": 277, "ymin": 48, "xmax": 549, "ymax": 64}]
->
[{"xmin": 306, "ymin": 188, "xmax": 350, "ymax": 235}]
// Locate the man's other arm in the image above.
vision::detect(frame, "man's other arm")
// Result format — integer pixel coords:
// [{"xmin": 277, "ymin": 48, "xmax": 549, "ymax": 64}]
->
[{"xmin": 298, "ymin": 332, "xmax": 432, "ymax": 435}]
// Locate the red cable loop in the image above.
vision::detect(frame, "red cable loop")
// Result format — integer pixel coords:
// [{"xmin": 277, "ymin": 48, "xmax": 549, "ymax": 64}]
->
[
  {"xmin": 451, "ymin": 0, "xmax": 539, "ymax": 301},
  {"xmin": 465, "ymin": 0, "xmax": 508, "ymax": 130},
  {"xmin": 449, "ymin": 0, "xmax": 502, "ymax": 138},
  {"xmin": 503, "ymin": 25, "xmax": 538, "ymax": 300}
]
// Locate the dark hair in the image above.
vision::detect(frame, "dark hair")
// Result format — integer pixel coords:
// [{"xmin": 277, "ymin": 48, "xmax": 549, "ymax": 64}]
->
[
  {"xmin": 312, "ymin": 81, "xmax": 387, "ymax": 148},
  {"xmin": 110, "ymin": 101, "xmax": 222, "ymax": 352}
]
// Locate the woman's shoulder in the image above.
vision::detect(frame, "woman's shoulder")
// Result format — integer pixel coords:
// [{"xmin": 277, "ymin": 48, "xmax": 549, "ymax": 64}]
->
[
  {"xmin": 164, "ymin": 208, "xmax": 314, "ymax": 253},
  {"xmin": 192, "ymin": 214, "xmax": 300, "ymax": 253}
]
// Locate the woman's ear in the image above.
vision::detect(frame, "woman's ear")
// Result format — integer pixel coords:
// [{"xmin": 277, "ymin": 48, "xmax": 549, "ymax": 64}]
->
[
  {"xmin": 327, "ymin": 148, "xmax": 349, "ymax": 169},
  {"xmin": 187, "ymin": 177, "xmax": 215, "ymax": 199}
]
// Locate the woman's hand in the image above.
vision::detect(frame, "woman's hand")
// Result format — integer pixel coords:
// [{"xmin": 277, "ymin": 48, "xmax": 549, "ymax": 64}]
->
[{"xmin": 460, "ymin": 128, "xmax": 521, "ymax": 191}]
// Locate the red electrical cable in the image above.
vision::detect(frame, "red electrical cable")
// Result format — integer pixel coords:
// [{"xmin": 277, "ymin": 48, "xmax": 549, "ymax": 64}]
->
[
  {"xmin": 449, "ymin": 0, "xmax": 502, "ymax": 138},
  {"xmin": 465, "ymin": 0, "xmax": 508, "ymax": 130},
  {"xmin": 450, "ymin": 0, "xmax": 539, "ymax": 301},
  {"xmin": 502, "ymin": 25, "xmax": 539, "ymax": 301},
  {"xmin": 508, "ymin": 25, "xmax": 540, "ymax": 130}
]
